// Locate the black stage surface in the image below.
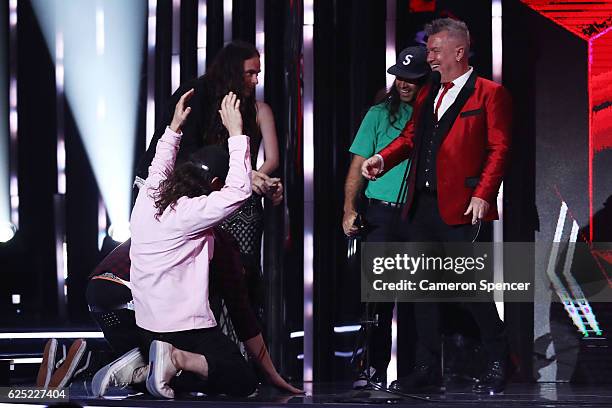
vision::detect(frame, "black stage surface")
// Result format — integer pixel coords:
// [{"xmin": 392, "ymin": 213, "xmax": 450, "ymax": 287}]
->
[{"xmin": 6, "ymin": 382, "xmax": 612, "ymax": 407}]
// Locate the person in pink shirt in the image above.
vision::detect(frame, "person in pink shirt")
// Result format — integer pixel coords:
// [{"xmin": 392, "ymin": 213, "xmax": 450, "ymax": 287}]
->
[{"xmin": 130, "ymin": 89, "xmax": 257, "ymax": 398}]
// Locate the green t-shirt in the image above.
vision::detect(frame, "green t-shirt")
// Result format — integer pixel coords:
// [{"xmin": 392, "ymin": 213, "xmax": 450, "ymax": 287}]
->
[{"xmin": 349, "ymin": 102, "xmax": 412, "ymax": 203}]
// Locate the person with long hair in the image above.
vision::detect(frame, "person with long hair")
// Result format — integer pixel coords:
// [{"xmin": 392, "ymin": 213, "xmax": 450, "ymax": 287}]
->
[
  {"xmin": 343, "ymin": 46, "xmax": 430, "ymax": 389},
  {"xmin": 136, "ymin": 40, "xmax": 281, "ymax": 327}
]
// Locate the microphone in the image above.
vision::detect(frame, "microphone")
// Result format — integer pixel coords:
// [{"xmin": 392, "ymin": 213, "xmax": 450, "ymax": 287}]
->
[{"xmin": 430, "ymin": 70, "xmax": 441, "ymax": 86}]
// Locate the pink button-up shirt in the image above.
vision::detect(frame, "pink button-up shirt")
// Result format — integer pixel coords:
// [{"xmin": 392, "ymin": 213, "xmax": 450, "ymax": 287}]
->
[{"xmin": 130, "ymin": 127, "xmax": 252, "ymax": 333}]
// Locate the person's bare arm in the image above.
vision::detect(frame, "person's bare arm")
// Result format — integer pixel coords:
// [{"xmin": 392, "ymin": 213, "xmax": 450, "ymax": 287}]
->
[
  {"xmin": 256, "ymin": 101, "xmax": 280, "ymax": 175},
  {"xmin": 244, "ymin": 334, "xmax": 303, "ymax": 394},
  {"xmin": 343, "ymin": 155, "xmax": 367, "ymax": 236}
]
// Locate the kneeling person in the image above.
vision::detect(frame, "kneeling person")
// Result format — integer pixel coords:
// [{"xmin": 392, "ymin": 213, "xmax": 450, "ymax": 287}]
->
[{"xmin": 131, "ymin": 90, "xmax": 256, "ymax": 398}]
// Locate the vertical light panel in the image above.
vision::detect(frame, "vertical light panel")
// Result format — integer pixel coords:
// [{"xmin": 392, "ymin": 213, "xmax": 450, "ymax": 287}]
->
[
  {"xmin": 55, "ymin": 28, "xmax": 68, "ymax": 318},
  {"xmin": 171, "ymin": 0, "xmax": 181, "ymax": 92},
  {"xmin": 0, "ymin": 1, "xmax": 9, "ymax": 242},
  {"xmin": 385, "ymin": 0, "xmax": 396, "ymax": 90},
  {"xmin": 255, "ymin": 0, "xmax": 265, "ymax": 168},
  {"xmin": 97, "ymin": 197, "xmax": 106, "ymax": 250},
  {"xmin": 223, "ymin": 0, "xmax": 233, "ymax": 44},
  {"xmin": 254, "ymin": 0, "xmax": 265, "ymax": 272},
  {"xmin": 255, "ymin": 0, "xmax": 265, "ymax": 101},
  {"xmin": 197, "ymin": 0, "xmax": 207, "ymax": 75},
  {"xmin": 491, "ymin": 0, "xmax": 504, "ymax": 320},
  {"xmin": 385, "ymin": 0, "xmax": 398, "ymax": 383},
  {"xmin": 491, "ymin": 0, "xmax": 503, "ymax": 83},
  {"xmin": 95, "ymin": 0, "xmax": 107, "ymax": 247},
  {"xmin": 146, "ymin": 0, "xmax": 157, "ymax": 149},
  {"xmin": 5, "ymin": 0, "xmax": 19, "ymax": 241},
  {"xmin": 303, "ymin": 0, "xmax": 314, "ymax": 384}
]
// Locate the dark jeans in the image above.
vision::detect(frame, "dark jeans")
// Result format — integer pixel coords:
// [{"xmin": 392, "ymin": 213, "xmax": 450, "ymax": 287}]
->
[
  {"xmin": 364, "ymin": 201, "xmax": 416, "ymax": 374},
  {"xmin": 86, "ymin": 279, "xmax": 140, "ymax": 356},
  {"xmin": 140, "ymin": 326, "xmax": 257, "ymax": 397},
  {"xmin": 400, "ymin": 190, "xmax": 506, "ymax": 366}
]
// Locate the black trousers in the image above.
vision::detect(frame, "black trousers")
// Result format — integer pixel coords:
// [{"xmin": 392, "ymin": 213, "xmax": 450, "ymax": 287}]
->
[
  {"xmin": 364, "ymin": 201, "xmax": 416, "ymax": 374},
  {"xmin": 86, "ymin": 279, "xmax": 139, "ymax": 356},
  {"xmin": 87, "ymin": 279, "xmax": 257, "ymax": 396},
  {"xmin": 140, "ymin": 327, "xmax": 257, "ymax": 397},
  {"xmin": 401, "ymin": 190, "xmax": 507, "ymax": 366}
]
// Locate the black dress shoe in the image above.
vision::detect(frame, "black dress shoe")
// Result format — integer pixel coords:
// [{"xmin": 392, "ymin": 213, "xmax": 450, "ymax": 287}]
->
[
  {"xmin": 472, "ymin": 360, "xmax": 506, "ymax": 394},
  {"xmin": 389, "ymin": 364, "xmax": 444, "ymax": 393}
]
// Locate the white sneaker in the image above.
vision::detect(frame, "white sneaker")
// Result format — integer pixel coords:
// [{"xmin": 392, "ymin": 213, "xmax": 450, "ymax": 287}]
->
[
  {"xmin": 146, "ymin": 341, "xmax": 178, "ymax": 399},
  {"xmin": 91, "ymin": 348, "xmax": 147, "ymax": 397}
]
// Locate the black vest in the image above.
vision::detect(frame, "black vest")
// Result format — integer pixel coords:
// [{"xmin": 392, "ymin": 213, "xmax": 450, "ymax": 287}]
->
[{"xmin": 414, "ymin": 72, "xmax": 478, "ymax": 191}]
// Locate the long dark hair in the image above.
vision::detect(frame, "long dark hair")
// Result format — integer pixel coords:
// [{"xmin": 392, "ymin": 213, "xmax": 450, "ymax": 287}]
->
[
  {"xmin": 374, "ymin": 82, "xmax": 403, "ymax": 130},
  {"xmin": 201, "ymin": 41, "xmax": 261, "ymax": 146},
  {"xmin": 153, "ymin": 163, "xmax": 214, "ymax": 218}
]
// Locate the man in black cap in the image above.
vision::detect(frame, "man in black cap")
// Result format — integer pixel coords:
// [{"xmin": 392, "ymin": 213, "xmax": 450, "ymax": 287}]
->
[{"xmin": 343, "ymin": 45, "xmax": 430, "ymax": 389}]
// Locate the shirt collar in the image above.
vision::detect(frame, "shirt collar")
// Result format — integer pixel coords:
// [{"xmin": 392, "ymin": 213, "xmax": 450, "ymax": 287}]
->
[{"xmin": 447, "ymin": 66, "xmax": 473, "ymax": 89}]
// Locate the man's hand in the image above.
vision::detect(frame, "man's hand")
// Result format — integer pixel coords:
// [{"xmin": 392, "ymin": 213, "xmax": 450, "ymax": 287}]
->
[
  {"xmin": 361, "ymin": 156, "xmax": 383, "ymax": 180},
  {"xmin": 219, "ymin": 92, "xmax": 243, "ymax": 136},
  {"xmin": 464, "ymin": 197, "xmax": 490, "ymax": 225},
  {"xmin": 343, "ymin": 209, "xmax": 359, "ymax": 237},
  {"xmin": 169, "ymin": 88, "xmax": 194, "ymax": 133}
]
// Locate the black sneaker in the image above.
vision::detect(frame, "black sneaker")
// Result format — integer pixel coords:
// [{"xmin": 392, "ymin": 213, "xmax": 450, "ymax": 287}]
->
[
  {"xmin": 352, "ymin": 366, "xmax": 386, "ymax": 390},
  {"xmin": 472, "ymin": 360, "xmax": 506, "ymax": 394}
]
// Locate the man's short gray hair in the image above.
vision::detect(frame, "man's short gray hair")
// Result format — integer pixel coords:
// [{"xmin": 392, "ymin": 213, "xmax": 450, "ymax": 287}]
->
[{"xmin": 425, "ymin": 18, "xmax": 470, "ymax": 51}]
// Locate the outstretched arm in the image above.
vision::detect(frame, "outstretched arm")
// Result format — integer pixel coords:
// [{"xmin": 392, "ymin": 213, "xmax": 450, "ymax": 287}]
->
[
  {"xmin": 244, "ymin": 334, "xmax": 303, "ymax": 394},
  {"xmin": 146, "ymin": 89, "xmax": 194, "ymax": 188}
]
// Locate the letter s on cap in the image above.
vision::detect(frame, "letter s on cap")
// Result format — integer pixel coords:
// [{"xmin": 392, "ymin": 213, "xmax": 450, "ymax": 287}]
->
[{"xmin": 402, "ymin": 54, "xmax": 413, "ymax": 65}]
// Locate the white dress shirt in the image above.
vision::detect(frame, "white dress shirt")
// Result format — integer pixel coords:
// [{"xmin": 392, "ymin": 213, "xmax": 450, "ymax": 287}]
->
[{"xmin": 434, "ymin": 66, "xmax": 474, "ymax": 120}]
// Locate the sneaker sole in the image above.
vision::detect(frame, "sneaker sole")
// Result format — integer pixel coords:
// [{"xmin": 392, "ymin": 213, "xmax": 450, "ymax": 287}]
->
[
  {"xmin": 91, "ymin": 348, "xmax": 143, "ymax": 397},
  {"xmin": 48, "ymin": 339, "xmax": 87, "ymax": 388},
  {"xmin": 146, "ymin": 341, "xmax": 175, "ymax": 399},
  {"xmin": 36, "ymin": 339, "xmax": 58, "ymax": 389}
]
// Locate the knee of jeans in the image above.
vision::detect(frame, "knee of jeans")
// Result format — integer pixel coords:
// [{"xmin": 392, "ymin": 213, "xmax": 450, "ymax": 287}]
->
[{"xmin": 231, "ymin": 368, "xmax": 257, "ymax": 397}]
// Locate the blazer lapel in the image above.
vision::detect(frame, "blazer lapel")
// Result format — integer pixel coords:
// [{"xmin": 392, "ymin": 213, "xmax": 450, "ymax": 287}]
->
[{"xmin": 436, "ymin": 70, "xmax": 478, "ymax": 140}]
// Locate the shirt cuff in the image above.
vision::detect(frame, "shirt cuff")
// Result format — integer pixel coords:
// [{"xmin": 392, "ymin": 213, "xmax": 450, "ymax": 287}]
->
[
  {"xmin": 165, "ymin": 126, "xmax": 182, "ymax": 136},
  {"xmin": 375, "ymin": 154, "xmax": 385, "ymax": 172},
  {"xmin": 161, "ymin": 126, "xmax": 182, "ymax": 144},
  {"xmin": 227, "ymin": 135, "xmax": 249, "ymax": 151}
]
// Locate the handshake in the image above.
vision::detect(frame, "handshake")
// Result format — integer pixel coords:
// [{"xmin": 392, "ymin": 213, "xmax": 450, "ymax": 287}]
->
[{"xmin": 252, "ymin": 170, "xmax": 283, "ymax": 206}]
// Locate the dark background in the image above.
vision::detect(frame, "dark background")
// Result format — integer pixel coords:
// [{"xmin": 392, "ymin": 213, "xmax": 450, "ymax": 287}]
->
[{"xmin": 1, "ymin": 0, "xmax": 611, "ymax": 383}]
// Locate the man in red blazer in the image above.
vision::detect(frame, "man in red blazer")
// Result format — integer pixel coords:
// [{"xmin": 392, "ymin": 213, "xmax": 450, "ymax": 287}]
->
[{"xmin": 362, "ymin": 18, "xmax": 512, "ymax": 394}]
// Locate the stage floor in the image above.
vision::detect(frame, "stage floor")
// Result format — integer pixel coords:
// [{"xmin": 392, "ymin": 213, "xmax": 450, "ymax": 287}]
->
[{"xmin": 9, "ymin": 381, "xmax": 612, "ymax": 407}]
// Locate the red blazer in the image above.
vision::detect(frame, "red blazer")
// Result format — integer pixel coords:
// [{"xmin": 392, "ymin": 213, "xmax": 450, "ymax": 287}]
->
[{"xmin": 379, "ymin": 71, "xmax": 512, "ymax": 225}]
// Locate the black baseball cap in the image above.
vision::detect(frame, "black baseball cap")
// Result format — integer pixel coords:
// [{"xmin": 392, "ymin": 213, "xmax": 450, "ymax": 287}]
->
[
  {"xmin": 387, "ymin": 46, "xmax": 430, "ymax": 80},
  {"xmin": 188, "ymin": 145, "xmax": 230, "ymax": 182}
]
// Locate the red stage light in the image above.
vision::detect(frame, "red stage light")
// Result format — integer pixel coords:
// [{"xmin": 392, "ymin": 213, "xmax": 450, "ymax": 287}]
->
[
  {"xmin": 522, "ymin": 0, "xmax": 612, "ymax": 243},
  {"xmin": 409, "ymin": 0, "xmax": 436, "ymax": 13}
]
